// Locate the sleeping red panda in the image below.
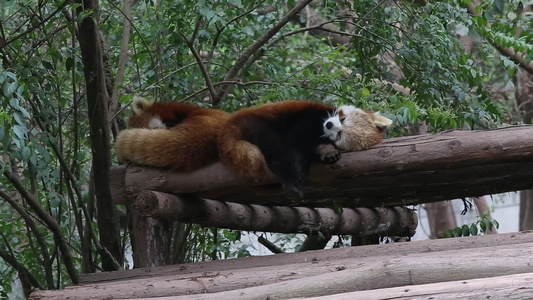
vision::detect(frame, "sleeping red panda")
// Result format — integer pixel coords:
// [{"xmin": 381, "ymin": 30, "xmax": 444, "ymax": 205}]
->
[
  {"xmin": 116, "ymin": 97, "xmax": 230, "ymax": 171},
  {"xmin": 323, "ymin": 105, "xmax": 393, "ymax": 151},
  {"xmin": 218, "ymin": 100, "xmax": 392, "ymax": 197}
]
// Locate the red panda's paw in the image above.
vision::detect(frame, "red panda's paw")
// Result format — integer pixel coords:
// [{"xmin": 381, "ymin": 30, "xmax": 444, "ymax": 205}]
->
[{"xmin": 315, "ymin": 144, "xmax": 341, "ymax": 164}]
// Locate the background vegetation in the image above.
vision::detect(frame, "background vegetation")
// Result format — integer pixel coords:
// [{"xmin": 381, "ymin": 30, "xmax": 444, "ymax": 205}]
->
[{"xmin": 0, "ymin": 0, "xmax": 531, "ymax": 298}]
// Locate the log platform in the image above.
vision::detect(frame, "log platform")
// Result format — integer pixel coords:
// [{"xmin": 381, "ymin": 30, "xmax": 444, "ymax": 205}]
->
[
  {"xmin": 111, "ymin": 125, "xmax": 533, "ymax": 208},
  {"xmin": 30, "ymin": 231, "xmax": 533, "ymax": 300},
  {"xmin": 30, "ymin": 126, "xmax": 533, "ymax": 299}
]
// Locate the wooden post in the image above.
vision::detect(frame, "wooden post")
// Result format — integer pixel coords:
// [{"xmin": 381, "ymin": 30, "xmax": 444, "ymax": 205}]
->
[{"xmin": 130, "ymin": 206, "xmax": 171, "ymax": 268}]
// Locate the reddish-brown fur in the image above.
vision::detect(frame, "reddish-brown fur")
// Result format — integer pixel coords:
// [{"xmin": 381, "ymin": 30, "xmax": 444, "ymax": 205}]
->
[
  {"xmin": 117, "ymin": 98, "xmax": 230, "ymax": 171},
  {"xmin": 218, "ymin": 100, "xmax": 391, "ymax": 197},
  {"xmin": 218, "ymin": 100, "xmax": 333, "ymax": 179}
]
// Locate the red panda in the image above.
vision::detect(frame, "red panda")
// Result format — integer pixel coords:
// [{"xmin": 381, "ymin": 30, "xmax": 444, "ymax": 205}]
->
[
  {"xmin": 116, "ymin": 98, "xmax": 391, "ymax": 196},
  {"xmin": 323, "ymin": 105, "xmax": 393, "ymax": 151},
  {"xmin": 116, "ymin": 97, "xmax": 230, "ymax": 171},
  {"xmin": 218, "ymin": 100, "xmax": 391, "ymax": 197}
]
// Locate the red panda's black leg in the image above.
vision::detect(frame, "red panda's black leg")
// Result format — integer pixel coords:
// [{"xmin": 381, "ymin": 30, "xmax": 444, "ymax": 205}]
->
[
  {"xmin": 262, "ymin": 149, "xmax": 305, "ymax": 198},
  {"xmin": 247, "ymin": 123, "xmax": 305, "ymax": 198}
]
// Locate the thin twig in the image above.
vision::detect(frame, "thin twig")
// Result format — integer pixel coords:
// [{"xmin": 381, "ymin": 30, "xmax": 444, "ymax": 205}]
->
[
  {"xmin": 0, "ymin": 189, "xmax": 54, "ymax": 288},
  {"xmin": 215, "ymin": 0, "xmax": 314, "ymax": 105},
  {"xmin": 2, "ymin": 170, "xmax": 79, "ymax": 284},
  {"xmin": 182, "ymin": 17, "xmax": 219, "ymax": 104},
  {"xmin": 0, "ymin": 0, "xmax": 70, "ymax": 50},
  {"xmin": 179, "ymin": 80, "xmax": 278, "ymax": 102},
  {"xmin": 257, "ymin": 235, "xmax": 284, "ymax": 254}
]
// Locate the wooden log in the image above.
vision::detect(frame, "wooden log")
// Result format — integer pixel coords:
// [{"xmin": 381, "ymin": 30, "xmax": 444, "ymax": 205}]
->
[
  {"xmin": 286, "ymin": 272, "xmax": 533, "ymax": 300},
  {"xmin": 30, "ymin": 241, "xmax": 533, "ymax": 300},
  {"xmin": 79, "ymin": 231, "xmax": 533, "ymax": 284},
  {"xmin": 133, "ymin": 191, "xmax": 418, "ymax": 236},
  {"xmin": 130, "ymin": 207, "xmax": 171, "ymax": 268},
  {"xmin": 110, "ymin": 165, "xmax": 127, "ymax": 206},
  {"xmin": 111, "ymin": 125, "xmax": 533, "ymax": 207}
]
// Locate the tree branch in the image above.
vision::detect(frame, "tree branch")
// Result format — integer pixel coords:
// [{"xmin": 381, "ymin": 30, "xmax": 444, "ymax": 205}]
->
[
  {"xmin": 0, "ymin": 0, "xmax": 70, "ymax": 50},
  {"xmin": 0, "ymin": 189, "xmax": 54, "ymax": 289},
  {"xmin": 2, "ymin": 170, "xmax": 79, "ymax": 284},
  {"xmin": 0, "ymin": 248, "xmax": 44, "ymax": 295},
  {"xmin": 214, "ymin": 0, "xmax": 314, "ymax": 105},
  {"xmin": 257, "ymin": 235, "xmax": 284, "ymax": 254},
  {"xmin": 28, "ymin": 96, "xmax": 121, "ymax": 272},
  {"xmin": 182, "ymin": 17, "xmax": 219, "ymax": 104},
  {"xmin": 109, "ymin": 0, "xmax": 135, "ymax": 127},
  {"xmin": 466, "ymin": 3, "xmax": 533, "ymax": 75}
]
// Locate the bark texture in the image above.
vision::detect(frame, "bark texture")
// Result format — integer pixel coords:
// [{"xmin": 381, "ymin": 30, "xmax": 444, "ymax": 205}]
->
[
  {"xmin": 111, "ymin": 125, "xmax": 533, "ymax": 207},
  {"xmin": 76, "ymin": 0, "xmax": 122, "ymax": 270},
  {"xmin": 130, "ymin": 208, "xmax": 171, "ymax": 268},
  {"xmin": 80, "ymin": 231, "xmax": 533, "ymax": 284},
  {"xmin": 31, "ymin": 232, "xmax": 533, "ymax": 300},
  {"xmin": 134, "ymin": 191, "xmax": 417, "ymax": 236},
  {"xmin": 516, "ymin": 69, "xmax": 533, "ymax": 230},
  {"xmin": 287, "ymin": 272, "xmax": 533, "ymax": 300}
]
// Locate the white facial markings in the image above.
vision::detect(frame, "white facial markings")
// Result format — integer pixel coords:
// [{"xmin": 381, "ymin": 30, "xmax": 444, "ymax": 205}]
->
[
  {"xmin": 148, "ymin": 117, "xmax": 166, "ymax": 129},
  {"xmin": 323, "ymin": 115, "xmax": 342, "ymax": 142}
]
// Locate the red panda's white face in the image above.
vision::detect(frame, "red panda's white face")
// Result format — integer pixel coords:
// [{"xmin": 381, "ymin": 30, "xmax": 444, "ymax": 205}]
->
[
  {"xmin": 323, "ymin": 105, "xmax": 392, "ymax": 151},
  {"xmin": 128, "ymin": 96, "xmax": 168, "ymax": 129}
]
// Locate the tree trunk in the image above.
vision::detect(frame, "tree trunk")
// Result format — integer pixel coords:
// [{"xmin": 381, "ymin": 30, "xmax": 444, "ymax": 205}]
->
[
  {"xmin": 516, "ymin": 70, "xmax": 533, "ymax": 230},
  {"xmin": 130, "ymin": 208, "xmax": 171, "ymax": 268},
  {"xmin": 425, "ymin": 201, "xmax": 457, "ymax": 238},
  {"xmin": 76, "ymin": 0, "xmax": 122, "ymax": 270}
]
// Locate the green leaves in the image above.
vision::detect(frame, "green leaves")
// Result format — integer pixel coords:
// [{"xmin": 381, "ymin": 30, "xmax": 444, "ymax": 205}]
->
[{"xmin": 443, "ymin": 214, "xmax": 500, "ymax": 238}]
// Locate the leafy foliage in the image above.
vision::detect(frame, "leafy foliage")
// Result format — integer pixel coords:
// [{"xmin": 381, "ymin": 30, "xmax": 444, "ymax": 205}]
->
[
  {"xmin": 0, "ymin": 0, "xmax": 526, "ymax": 296},
  {"xmin": 442, "ymin": 213, "xmax": 500, "ymax": 238}
]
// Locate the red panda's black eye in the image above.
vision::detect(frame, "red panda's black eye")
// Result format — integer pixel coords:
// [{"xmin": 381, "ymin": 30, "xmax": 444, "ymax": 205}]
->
[{"xmin": 340, "ymin": 117, "xmax": 346, "ymax": 123}]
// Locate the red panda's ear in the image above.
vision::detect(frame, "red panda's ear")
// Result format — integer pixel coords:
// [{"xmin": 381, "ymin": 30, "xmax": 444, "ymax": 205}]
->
[
  {"xmin": 373, "ymin": 112, "xmax": 393, "ymax": 131},
  {"xmin": 132, "ymin": 96, "xmax": 153, "ymax": 115}
]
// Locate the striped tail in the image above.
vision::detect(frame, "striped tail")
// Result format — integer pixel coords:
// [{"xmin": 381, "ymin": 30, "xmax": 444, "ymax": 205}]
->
[
  {"xmin": 218, "ymin": 125, "xmax": 273, "ymax": 179},
  {"xmin": 116, "ymin": 128, "xmax": 218, "ymax": 171}
]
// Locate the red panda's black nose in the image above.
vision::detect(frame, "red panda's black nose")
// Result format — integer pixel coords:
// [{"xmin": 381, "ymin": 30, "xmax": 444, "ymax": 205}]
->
[{"xmin": 325, "ymin": 121, "xmax": 333, "ymax": 129}]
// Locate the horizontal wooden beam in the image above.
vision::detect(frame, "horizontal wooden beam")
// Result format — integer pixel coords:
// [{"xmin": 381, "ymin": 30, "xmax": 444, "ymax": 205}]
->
[
  {"xmin": 32, "ymin": 232, "xmax": 533, "ymax": 300},
  {"xmin": 111, "ymin": 125, "xmax": 533, "ymax": 207},
  {"xmin": 134, "ymin": 191, "xmax": 417, "ymax": 236},
  {"xmin": 79, "ymin": 231, "xmax": 533, "ymax": 285},
  {"xmin": 290, "ymin": 272, "xmax": 533, "ymax": 300}
]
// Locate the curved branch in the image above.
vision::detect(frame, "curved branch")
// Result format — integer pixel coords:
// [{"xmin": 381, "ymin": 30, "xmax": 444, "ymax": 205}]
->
[
  {"xmin": 0, "ymin": 248, "xmax": 44, "ymax": 294},
  {"xmin": 182, "ymin": 18, "xmax": 219, "ymax": 104},
  {"xmin": 0, "ymin": 189, "xmax": 54, "ymax": 289},
  {"xmin": 215, "ymin": 0, "xmax": 314, "ymax": 105},
  {"xmin": 0, "ymin": 0, "xmax": 70, "ymax": 50},
  {"xmin": 466, "ymin": 3, "xmax": 533, "ymax": 75},
  {"xmin": 2, "ymin": 170, "xmax": 79, "ymax": 284}
]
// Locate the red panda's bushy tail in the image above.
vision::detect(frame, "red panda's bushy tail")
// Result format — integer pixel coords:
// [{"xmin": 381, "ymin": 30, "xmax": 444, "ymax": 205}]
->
[
  {"xmin": 218, "ymin": 125, "xmax": 273, "ymax": 179},
  {"xmin": 116, "ymin": 127, "xmax": 219, "ymax": 171}
]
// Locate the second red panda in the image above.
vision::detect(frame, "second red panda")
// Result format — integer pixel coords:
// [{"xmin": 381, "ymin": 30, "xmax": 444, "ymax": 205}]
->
[{"xmin": 116, "ymin": 97, "xmax": 230, "ymax": 171}]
